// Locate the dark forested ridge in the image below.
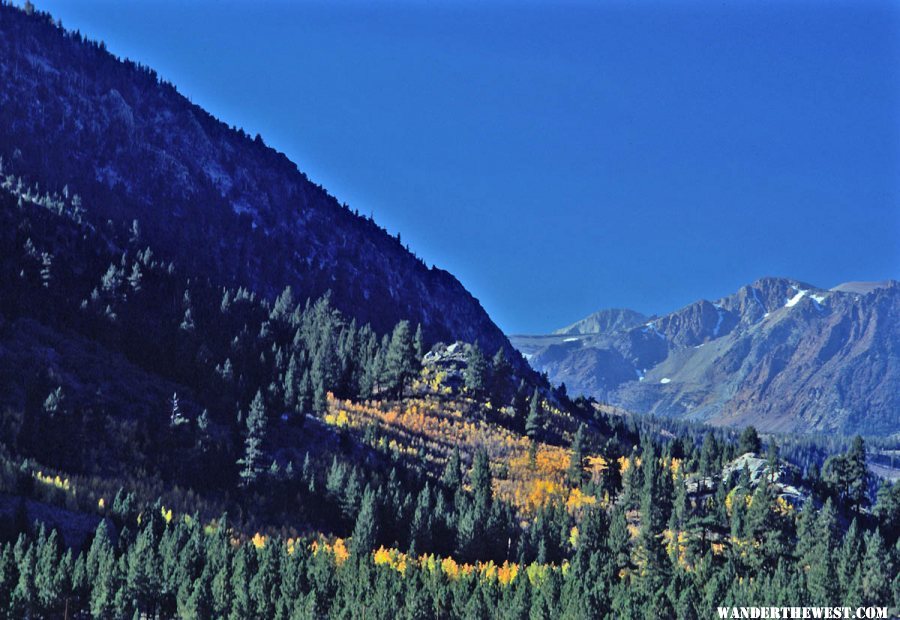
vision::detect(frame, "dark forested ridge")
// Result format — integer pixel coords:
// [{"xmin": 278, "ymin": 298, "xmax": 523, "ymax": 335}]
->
[
  {"xmin": 0, "ymin": 1, "xmax": 517, "ymax": 360},
  {"xmin": 0, "ymin": 2, "xmax": 898, "ymax": 619}
]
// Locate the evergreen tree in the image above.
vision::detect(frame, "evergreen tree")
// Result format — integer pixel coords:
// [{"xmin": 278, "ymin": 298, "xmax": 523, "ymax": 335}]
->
[
  {"xmin": 238, "ymin": 391, "xmax": 267, "ymax": 486},
  {"xmin": 351, "ymin": 487, "xmax": 378, "ymax": 559},
  {"xmin": 636, "ymin": 439, "xmax": 671, "ymax": 608},
  {"xmin": 806, "ymin": 499, "xmax": 839, "ymax": 603},
  {"xmin": 384, "ymin": 321, "xmax": 417, "ymax": 399},
  {"xmin": 846, "ymin": 436, "xmax": 868, "ymax": 514},
  {"xmin": 441, "ymin": 447, "xmax": 463, "ymax": 492},
  {"xmin": 413, "ymin": 323, "xmax": 425, "ymax": 360},
  {"xmin": 567, "ymin": 424, "xmax": 585, "ymax": 487},
  {"xmin": 699, "ymin": 432, "xmax": 719, "ymax": 477},
  {"xmin": 860, "ymin": 530, "xmax": 891, "ymax": 606},
  {"xmin": 525, "ymin": 389, "xmax": 544, "ymax": 440},
  {"xmin": 512, "ymin": 380, "xmax": 529, "ymax": 433},
  {"xmin": 463, "ymin": 343, "xmax": 489, "ymax": 398},
  {"xmin": 737, "ymin": 426, "xmax": 761, "ymax": 455},
  {"xmin": 42, "ymin": 386, "xmax": 65, "ymax": 417},
  {"xmin": 489, "ymin": 348, "xmax": 512, "ymax": 409}
]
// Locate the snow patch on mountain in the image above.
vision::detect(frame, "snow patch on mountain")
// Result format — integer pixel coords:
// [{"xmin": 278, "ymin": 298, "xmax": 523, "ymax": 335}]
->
[{"xmin": 785, "ymin": 289, "xmax": 808, "ymax": 308}]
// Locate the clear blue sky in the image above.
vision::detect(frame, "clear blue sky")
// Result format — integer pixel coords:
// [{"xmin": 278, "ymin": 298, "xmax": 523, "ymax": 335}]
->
[{"xmin": 37, "ymin": 0, "xmax": 900, "ymax": 334}]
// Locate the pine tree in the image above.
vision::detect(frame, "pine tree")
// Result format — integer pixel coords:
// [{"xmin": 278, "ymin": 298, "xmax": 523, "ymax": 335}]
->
[
  {"xmin": 470, "ymin": 449, "xmax": 493, "ymax": 515},
  {"xmin": 512, "ymin": 380, "xmax": 529, "ymax": 433},
  {"xmin": 413, "ymin": 323, "xmax": 425, "ymax": 359},
  {"xmin": 40, "ymin": 252, "xmax": 52, "ymax": 288},
  {"xmin": 806, "ymin": 499, "xmax": 839, "ymax": 603},
  {"xmin": 860, "ymin": 530, "xmax": 891, "ymax": 606},
  {"xmin": 42, "ymin": 386, "xmax": 65, "ymax": 417},
  {"xmin": 384, "ymin": 321, "xmax": 417, "ymax": 399},
  {"xmin": 837, "ymin": 519, "xmax": 862, "ymax": 598},
  {"xmin": 34, "ymin": 529, "xmax": 63, "ymax": 612},
  {"xmin": 11, "ymin": 542, "xmax": 36, "ymax": 617},
  {"xmin": 737, "ymin": 426, "xmax": 761, "ymax": 455},
  {"xmin": 170, "ymin": 392, "xmax": 187, "ymax": 427},
  {"xmin": 283, "ymin": 354, "xmax": 300, "ymax": 409},
  {"xmin": 525, "ymin": 389, "xmax": 544, "ymax": 440},
  {"xmin": 441, "ymin": 447, "xmax": 463, "ymax": 492},
  {"xmin": 699, "ymin": 432, "xmax": 719, "ymax": 477},
  {"xmin": 351, "ymin": 487, "xmax": 378, "ymax": 559},
  {"xmin": 463, "ymin": 343, "xmax": 489, "ymax": 398},
  {"xmin": 271, "ymin": 286, "xmax": 295, "ymax": 322},
  {"xmin": 489, "ymin": 348, "xmax": 512, "ymax": 409},
  {"xmin": 846, "ymin": 436, "xmax": 868, "ymax": 515},
  {"xmin": 636, "ymin": 439, "xmax": 670, "ymax": 607},
  {"xmin": 127, "ymin": 262, "xmax": 142, "ymax": 293},
  {"xmin": 88, "ymin": 523, "xmax": 117, "ymax": 618},
  {"xmin": 567, "ymin": 424, "xmax": 585, "ymax": 487},
  {"xmin": 238, "ymin": 391, "xmax": 267, "ymax": 486}
]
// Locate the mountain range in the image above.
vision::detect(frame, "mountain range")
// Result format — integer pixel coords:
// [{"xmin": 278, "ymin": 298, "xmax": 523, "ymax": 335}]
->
[{"xmin": 511, "ymin": 277, "xmax": 900, "ymax": 437}]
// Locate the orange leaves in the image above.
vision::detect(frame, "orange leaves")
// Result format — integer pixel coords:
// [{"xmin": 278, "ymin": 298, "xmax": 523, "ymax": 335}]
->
[
  {"xmin": 440, "ymin": 556, "xmax": 461, "ymax": 580},
  {"xmin": 524, "ymin": 479, "xmax": 565, "ymax": 513},
  {"xmin": 497, "ymin": 561, "xmax": 519, "ymax": 585},
  {"xmin": 310, "ymin": 536, "xmax": 349, "ymax": 566},
  {"xmin": 373, "ymin": 546, "xmax": 408, "ymax": 574},
  {"xmin": 501, "ymin": 441, "xmax": 573, "ymax": 516},
  {"xmin": 669, "ymin": 457, "xmax": 682, "ymax": 477},
  {"xmin": 321, "ymin": 393, "xmax": 613, "ymax": 519},
  {"xmin": 332, "ymin": 538, "xmax": 349, "ymax": 564}
]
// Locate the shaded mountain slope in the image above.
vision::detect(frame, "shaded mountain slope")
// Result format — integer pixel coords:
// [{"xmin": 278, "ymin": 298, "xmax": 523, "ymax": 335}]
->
[{"xmin": 0, "ymin": 6, "xmax": 516, "ymax": 360}]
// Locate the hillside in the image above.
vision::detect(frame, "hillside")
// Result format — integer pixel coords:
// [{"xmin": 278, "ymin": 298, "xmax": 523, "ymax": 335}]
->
[
  {"xmin": 0, "ymin": 4, "xmax": 898, "ymax": 619},
  {"xmin": 0, "ymin": 5, "xmax": 518, "ymax": 361},
  {"xmin": 514, "ymin": 277, "xmax": 900, "ymax": 436}
]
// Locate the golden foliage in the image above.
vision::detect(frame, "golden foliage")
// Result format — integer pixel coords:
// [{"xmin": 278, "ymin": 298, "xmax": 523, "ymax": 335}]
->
[
  {"xmin": 322, "ymin": 393, "xmax": 591, "ymax": 517},
  {"xmin": 251, "ymin": 532, "xmax": 267, "ymax": 549},
  {"xmin": 310, "ymin": 536, "xmax": 350, "ymax": 565},
  {"xmin": 565, "ymin": 488, "xmax": 597, "ymax": 513},
  {"xmin": 34, "ymin": 471, "xmax": 71, "ymax": 492}
]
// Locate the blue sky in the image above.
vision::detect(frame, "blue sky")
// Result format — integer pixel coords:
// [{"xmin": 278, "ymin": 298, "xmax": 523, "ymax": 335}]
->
[{"xmin": 37, "ymin": 0, "xmax": 900, "ymax": 334}]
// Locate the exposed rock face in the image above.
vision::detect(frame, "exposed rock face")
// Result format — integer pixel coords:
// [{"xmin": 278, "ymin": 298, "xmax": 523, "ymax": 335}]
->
[
  {"xmin": 688, "ymin": 452, "xmax": 809, "ymax": 508},
  {"xmin": 0, "ymin": 7, "xmax": 520, "ymax": 363},
  {"xmin": 514, "ymin": 277, "xmax": 900, "ymax": 436}
]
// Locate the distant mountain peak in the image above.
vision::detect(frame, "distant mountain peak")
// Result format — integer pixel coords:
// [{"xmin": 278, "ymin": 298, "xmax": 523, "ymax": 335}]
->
[
  {"xmin": 513, "ymin": 276, "xmax": 900, "ymax": 436},
  {"xmin": 830, "ymin": 280, "xmax": 895, "ymax": 295},
  {"xmin": 553, "ymin": 308, "xmax": 647, "ymax": 336}
]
